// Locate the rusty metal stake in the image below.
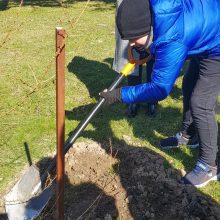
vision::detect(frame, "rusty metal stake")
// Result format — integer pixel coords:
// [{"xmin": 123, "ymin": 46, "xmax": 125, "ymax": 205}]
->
[{"xmin": 56, "ymin": 27, "xmax": 65, "ymax": 220}]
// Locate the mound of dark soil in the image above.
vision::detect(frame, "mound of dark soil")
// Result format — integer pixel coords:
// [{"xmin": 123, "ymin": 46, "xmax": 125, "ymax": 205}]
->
[{"xmin": 39, "ymin": 141, "xmax": 220, "ymax": 220}]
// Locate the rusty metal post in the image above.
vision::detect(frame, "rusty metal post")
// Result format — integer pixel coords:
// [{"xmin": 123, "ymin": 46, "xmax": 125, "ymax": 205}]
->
[{"xmin": 56, "ymin": 27, "xmax": 65, "ymax": 220}]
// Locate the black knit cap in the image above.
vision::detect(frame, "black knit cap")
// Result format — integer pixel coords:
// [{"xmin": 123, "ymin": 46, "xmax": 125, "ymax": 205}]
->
[{"xmin": 116, "ymin": 0, "xmax": 151, "ymax": 40}]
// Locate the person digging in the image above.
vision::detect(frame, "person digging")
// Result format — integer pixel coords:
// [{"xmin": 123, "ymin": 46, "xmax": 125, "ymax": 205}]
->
[{"xmin": 100, "ymin": 0, "xmax": 220, "ymax": 188}]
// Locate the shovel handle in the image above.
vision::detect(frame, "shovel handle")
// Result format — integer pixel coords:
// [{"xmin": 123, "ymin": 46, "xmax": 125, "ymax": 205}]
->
[
  {"xmin": 64, "ymin": 71, "xmax": 125, "ymax": 154},
  {"xmin": 63, "ymin": 61, "xmax": 140, "ymax": 154}
]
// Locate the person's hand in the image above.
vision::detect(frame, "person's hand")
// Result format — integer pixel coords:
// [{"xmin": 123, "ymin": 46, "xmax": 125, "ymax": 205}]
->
[{"xmin": 99, "ymin": 88, "xmax": 122, "ymax": 105}]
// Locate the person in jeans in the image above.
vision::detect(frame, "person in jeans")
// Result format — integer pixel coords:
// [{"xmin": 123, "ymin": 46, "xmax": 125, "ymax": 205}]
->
[
  {"xmin": 160, "ymin": 57, "xmax": 200, "ymax": 149},
  {"xmin": 161, "ymin": 57, "xmax": 220, "ymax": 149},
  {"xmin": 100, "ymin": 0, "xmax": 220, "ymax": 188},
  {"xmin": 113, "ymin": 0, "xmax": 157, "ymax": 117}
]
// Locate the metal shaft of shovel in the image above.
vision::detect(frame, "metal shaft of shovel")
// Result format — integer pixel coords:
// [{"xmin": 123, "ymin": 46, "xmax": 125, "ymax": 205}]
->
[
  {"xmin": 56, "ymin": 27, "xmax": 65, "ymax": 220},
  {"xmin": 43, "ymin": 70, "xmax": 126, "ymax": 174},
  {"xmin": 63, "ymin": 62, "xmax": 135, "ymax": 154}
]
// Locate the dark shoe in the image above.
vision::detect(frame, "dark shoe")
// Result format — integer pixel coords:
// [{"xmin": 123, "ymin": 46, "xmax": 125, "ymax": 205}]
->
[
  {"xmin": 147, "ymin": 103, "xmax": 157, "ymax": 116},
  {"xmin": 181, "ymin": 160, "xmax": 220, "ymax": 188},
  {"xmin": 127, "ymin": 104, "xmax": 139, "ymax": 118},
  {"xmin": 160, "ymin": 132, "xmax": 199, "ymax": 149}
]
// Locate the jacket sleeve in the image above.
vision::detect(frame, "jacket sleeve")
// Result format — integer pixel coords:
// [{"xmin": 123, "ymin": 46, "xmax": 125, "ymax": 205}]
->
[{"xmin": 121, "ymin": 41, "xmax": 188, "ymax": 104}]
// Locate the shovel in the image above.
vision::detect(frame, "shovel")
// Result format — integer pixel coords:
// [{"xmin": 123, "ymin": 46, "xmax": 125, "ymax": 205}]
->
[{"xmin": 4, "ymin": 51, "xmax": 150, "ymax": 220}]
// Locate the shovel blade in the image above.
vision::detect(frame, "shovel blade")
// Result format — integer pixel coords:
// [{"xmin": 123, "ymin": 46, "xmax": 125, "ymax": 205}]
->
[
  {"xmin": 5, "ymin": 185, "xmax": 54, "ymax": 220},
  {"xmin": 4, "ymin": 165, "xmax": 55, "ymax": 220}
]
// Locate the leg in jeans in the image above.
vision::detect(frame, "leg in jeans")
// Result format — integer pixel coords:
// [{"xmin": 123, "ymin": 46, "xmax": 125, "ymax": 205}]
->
[
  {"xmin": 160, "ymin": 58, "xmax": 200, "ymax": 149},
  {"xmin": 190, "ymin": 57, "xmax": 220, "ymax": 166},
  {"xmin": 182, "ymin": 57, "xmax": 220, "ymax": 187},
  {"xmin": 181, "ymin": 57, "xmax": 199, "ymax": 138}
]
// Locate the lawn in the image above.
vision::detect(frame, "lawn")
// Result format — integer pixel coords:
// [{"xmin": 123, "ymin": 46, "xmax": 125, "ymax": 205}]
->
[{"xmin": 0, "ymin": 0, "xmax": 220, "ymax": 213}]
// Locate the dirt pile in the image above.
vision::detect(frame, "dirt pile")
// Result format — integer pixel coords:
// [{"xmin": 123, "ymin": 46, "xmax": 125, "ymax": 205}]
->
[{"xmin": 39, "ymin": 141, "xmax": 220, "ymax": 220}]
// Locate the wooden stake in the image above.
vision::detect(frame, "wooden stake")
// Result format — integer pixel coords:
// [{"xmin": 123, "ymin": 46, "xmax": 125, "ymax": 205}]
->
[{"xmin": 56, "ymin": 27, "xmax": 65, "ymax": 220}]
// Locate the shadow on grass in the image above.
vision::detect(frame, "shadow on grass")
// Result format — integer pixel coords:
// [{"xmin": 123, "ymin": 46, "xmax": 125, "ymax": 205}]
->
[
  {"xmin": 67, "ymin": 56, "xmax": 120, "ymax": 99},
  {"xmin": 0, "ymin": 0, "xmax": 9, "ymax": 10},
  {"xmin": 0, "ymin": 0, "xmax": 65, "ymax": 10},
  {"xmin": 24, "ymin": 142, "xmax": 33, "ymax": 166}
]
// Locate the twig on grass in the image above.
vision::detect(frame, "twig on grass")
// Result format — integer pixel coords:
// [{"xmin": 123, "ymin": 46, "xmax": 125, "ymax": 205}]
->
[
  {"xmin": 63, "ymin": 0, "xmax": 91, "ymax": 29},
  {"xmin": 0, "ymin": 22, "xmax": 23, "ymax": 49},
  {"xmin": 28, "ymin": 64, "xmax": 39, "ymax": 86}
]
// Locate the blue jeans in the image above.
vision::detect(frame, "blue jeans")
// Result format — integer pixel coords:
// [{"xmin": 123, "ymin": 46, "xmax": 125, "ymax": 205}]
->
[{"xmin": 182, "ymin": 56, "xmax": 220, "ymax": 165}]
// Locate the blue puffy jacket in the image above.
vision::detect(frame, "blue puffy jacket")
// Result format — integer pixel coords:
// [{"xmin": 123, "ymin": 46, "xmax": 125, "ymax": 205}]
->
[{"xmin": 121, "ymin": 0, "xmax": 220, "ymax": 103}]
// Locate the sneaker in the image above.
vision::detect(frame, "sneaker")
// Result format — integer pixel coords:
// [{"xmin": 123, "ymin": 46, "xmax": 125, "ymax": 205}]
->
[
  {"xmin": 127, "ymin": 104, "xmax": 139, "ymax": 118},
  {"xmin": 160, "ymin": 132, "xmax": 199, "ymax": 149},
  {"xmin": 181, "ymin": 160, "xmax": 220, "ymax": 188}
]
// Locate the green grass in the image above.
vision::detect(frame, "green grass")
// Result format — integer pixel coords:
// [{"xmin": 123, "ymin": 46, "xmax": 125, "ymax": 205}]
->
[{"xmin": 0, "ymin": 0, "xmax": 220, "ymax": 208}]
